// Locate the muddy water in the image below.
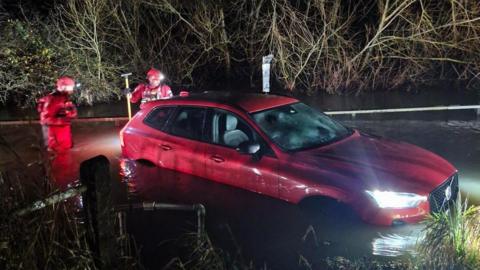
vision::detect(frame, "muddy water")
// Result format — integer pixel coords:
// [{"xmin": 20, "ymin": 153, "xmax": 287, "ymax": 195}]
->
[{"xmin": 1, "ymin": 89, "xmax": 479, "ymax": 269}]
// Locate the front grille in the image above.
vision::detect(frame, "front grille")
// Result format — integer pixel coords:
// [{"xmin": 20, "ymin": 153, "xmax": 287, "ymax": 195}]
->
[{"xmin": 429, "ymin": 173, "xmax": 459, "ymax": 213}]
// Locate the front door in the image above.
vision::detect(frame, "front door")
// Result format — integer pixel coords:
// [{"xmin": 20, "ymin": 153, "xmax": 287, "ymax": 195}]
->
[{"xmin": 203, "ymin": 108, "xmax": 279, "ymax": 197}]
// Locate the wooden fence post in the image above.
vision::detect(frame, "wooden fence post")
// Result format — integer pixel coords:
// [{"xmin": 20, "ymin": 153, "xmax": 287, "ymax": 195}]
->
[{"xmin": 80, "ymin": 155, "xmax": 117, "ymax": 269}]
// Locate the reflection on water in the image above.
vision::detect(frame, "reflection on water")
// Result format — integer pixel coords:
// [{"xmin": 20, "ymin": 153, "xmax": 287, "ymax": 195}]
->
[
  {"xmin": 372, "ymin": 234, "xmax": 420, "ymax": 257},
  {"xmin": 119, "ymin": 158, "xmax": 139, "ymax": 198},
  {"xmin": 119, "ymin": 158, "xmax": 135, "ymax": 179}
]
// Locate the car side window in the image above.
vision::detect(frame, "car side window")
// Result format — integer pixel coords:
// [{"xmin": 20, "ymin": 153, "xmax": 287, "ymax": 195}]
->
[
  {"xmin": 143, "ymin": 106, "xmax": 175, "ymax": 131},
  {"xmin": 167, "ymin": 107, "xmax": 206, "ymax": 141},
  {"xmin": 206, "ymin": 109, "xmax": 258, "ymax": 148}
]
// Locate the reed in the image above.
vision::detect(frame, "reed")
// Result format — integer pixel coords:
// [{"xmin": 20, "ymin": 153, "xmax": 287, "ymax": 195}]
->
[{"xmin": 415, "ymin": 197, "xmax": 480, "ymax": 269}]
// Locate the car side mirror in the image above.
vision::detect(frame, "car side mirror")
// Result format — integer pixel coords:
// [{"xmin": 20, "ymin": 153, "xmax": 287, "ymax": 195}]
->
[{"xmin": 236, "ymin": 142, "xmax": 261, "ymax": 155}]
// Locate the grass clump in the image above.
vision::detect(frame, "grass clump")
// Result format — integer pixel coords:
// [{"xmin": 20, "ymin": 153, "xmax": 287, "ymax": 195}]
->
[
  {"xmin": 0, "ymin": 156, "xmax": 140, "ymax": 269},
  {"xmin": 0, "ymin": 170, "xmax": 96, "ymax": 269},
  {"xmin": 416, "ymin": 198, "xmax": 480, "ymax": 270},
  {"xmin": 162, "ymin": 230, "xmax": 259, "ymax": 270}
]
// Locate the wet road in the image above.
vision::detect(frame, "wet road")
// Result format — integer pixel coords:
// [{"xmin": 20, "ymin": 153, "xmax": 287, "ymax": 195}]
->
[{"xmin": 1, "ymin": 113, "xmax": 479, "ymax": 269}]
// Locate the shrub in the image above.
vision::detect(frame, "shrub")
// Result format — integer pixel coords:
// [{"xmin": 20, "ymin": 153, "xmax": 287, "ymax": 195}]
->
[{"xmin": 0, "ymin": 19, "xmax": 58, "ymax": 106}]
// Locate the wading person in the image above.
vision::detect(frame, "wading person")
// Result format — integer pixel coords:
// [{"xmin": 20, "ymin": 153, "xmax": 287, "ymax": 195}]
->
[
  {"xmin": 129, "ymin": 68, "xmax": 172, "ymax": 104},
  {"xmin": 37, "ymin": 76, "xmax": 78, "ymax": 152}
]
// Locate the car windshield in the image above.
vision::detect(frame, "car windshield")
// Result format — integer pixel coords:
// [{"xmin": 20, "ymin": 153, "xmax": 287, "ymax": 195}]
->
[{"xmin": 251, "ymin": 102, "xmax": 352, "ymax": 151}]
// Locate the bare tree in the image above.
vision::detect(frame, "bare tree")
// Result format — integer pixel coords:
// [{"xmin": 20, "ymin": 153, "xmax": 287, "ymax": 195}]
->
[{"xmin": 52, "ymin": 0, "xmax": 124, "ymax": 104}]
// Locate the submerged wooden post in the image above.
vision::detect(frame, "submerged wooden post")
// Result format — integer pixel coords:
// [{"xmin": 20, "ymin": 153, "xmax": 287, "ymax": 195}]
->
[{"xmin": 80, "ymin": 155, "xmax": 117, "ymax": 269}]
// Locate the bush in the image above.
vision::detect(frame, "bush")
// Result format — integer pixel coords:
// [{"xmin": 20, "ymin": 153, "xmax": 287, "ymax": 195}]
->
[{"xmin": 0, "ymin": 19, "xmax": 58, "ymax": 106}]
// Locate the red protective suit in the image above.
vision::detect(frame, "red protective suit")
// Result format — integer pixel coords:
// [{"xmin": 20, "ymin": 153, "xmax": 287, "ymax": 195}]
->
[
  {"xmin": 130, "ymin": 83, "xmax": 172, "ymax": 104},
  {"xmin": 37, "ymin": 92, "xmax": 77, "ymax": 151}
]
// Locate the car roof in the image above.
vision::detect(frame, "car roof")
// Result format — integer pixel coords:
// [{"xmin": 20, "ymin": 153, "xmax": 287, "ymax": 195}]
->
[{"xmin": 146, "ymin": 91, "xmax": 299, "ymax": 113}]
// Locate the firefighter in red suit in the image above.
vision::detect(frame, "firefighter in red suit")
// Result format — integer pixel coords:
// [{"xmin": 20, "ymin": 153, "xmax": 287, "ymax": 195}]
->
[
  {"xmin": 128, "ymin": 68, "xmax": 172, "ymax": 105},
  {"xmin": 37, "ymin": 76, "xmax": 78, "ymax": 151}
]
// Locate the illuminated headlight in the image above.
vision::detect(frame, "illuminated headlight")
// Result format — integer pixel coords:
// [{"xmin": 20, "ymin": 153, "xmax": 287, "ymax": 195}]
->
[{"xmin": 366, "ymin": 190, "xmax": 427, "ymax": 209}]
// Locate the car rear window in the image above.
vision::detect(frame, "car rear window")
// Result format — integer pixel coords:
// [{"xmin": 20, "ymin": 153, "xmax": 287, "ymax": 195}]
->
[{"xmin": 143, "ymin": 106, "xmax": 175, "ymax": 131}]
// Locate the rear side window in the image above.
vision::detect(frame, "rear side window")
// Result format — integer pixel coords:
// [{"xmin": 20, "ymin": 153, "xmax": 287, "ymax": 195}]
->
[
  {"xmin": 167, "ymin": 107, "xmax": 206, "ymax": 141},
  {"xmin": 144, "ymin": 106, "xmax": 175, "ymax": 131}
]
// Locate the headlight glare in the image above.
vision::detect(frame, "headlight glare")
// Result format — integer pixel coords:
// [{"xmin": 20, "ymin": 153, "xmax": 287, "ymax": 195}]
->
[{"xmin": 366, "ymin": 190, "xmax": 427, "ymax": 209}]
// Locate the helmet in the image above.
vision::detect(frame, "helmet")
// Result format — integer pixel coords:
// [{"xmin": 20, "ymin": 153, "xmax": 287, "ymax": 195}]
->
[
  {"xmin": 146, "ymin": 68, "xmax": 165, "ymax": 82},
  {"xmin": 56, "ymin": 76, "xmax": 76, "ymax": 92}
]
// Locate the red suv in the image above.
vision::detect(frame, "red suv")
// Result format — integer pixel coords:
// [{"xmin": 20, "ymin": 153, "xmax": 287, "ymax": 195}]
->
[{"xmin": 120, "ymin": 92, "xmax": 458, "ymax": 225}]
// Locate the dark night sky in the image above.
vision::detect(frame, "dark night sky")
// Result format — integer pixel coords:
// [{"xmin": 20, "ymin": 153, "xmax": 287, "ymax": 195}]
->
[{"xmin": 1, "ymin": 0, "xmax": 55, "ymax": 18}]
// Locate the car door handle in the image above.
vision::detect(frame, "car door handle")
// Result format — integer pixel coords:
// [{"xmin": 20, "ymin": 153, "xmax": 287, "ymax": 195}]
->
[
  {"xmin": 210, "ymin": 155, "xmax": 225, "ymax": 163},
  {"xmin": 160, "ymin": 144, "xmax": 172, "ymax": 151}
]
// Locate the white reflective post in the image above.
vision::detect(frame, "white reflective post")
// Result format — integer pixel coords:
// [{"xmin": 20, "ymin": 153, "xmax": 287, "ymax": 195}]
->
[{"xmin": 262, "ymin": 54, "xmax": 273, "ymax": 94}]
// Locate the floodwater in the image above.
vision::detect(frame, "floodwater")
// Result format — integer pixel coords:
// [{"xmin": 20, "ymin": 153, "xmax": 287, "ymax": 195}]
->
[{"xmin": 0, "ymin": 89, "xmax": 479, "ymax": 269}]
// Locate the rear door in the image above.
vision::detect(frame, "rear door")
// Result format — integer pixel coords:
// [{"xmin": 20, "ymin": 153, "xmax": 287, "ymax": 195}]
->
[
  {"xmin": 135, "ymin": 106, "xmax": 176, "ymax": 163},
  {"xmin": 203, "ymin": 108, "xmax": 279, "ymax": 197},
  {"xmin": 160, "ymin": 106, "xmax": 208, "ymax": 177}
]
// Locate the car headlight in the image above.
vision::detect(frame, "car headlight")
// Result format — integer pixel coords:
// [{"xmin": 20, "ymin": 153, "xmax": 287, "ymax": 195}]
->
[{"xmin": 365, "ymin": 190, "xmax": 427, "ymax": 209}]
